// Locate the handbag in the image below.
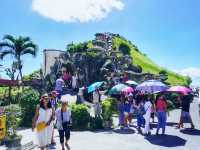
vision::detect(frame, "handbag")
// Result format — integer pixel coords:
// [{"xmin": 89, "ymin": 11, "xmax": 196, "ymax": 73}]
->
[{"xmin": 36, "ymin": 122, "xmax": 46, "ymax": 132}]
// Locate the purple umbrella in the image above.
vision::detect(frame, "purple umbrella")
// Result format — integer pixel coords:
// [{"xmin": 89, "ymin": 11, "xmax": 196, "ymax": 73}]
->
[{"xmin": 136, "ymin": 80, "xmax": 168, "ymax": 94}]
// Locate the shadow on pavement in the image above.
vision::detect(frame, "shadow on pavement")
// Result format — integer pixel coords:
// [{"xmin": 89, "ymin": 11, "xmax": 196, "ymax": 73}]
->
[
  {"xmin": 113, "ymin": 128, "xmax": 135, "ymax": 134},
  {"xmin": 149, "ymin": 122, "xmax": 178, "ymax": 129},
  {"xmin": 180, "ymin": 128, "xmax": 200, "ymax": 136},
  {"xmin": 145, "ymin": 134, "xmax": 186, "ymax": 147},
  {"xmin": 166, "ymin": 122, "xmax": 178, "ymax": 127}
]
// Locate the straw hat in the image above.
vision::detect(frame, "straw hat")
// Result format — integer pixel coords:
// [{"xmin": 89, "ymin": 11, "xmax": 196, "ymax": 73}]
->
[{"xmin": 40, "ymin": 93, "xmax": 48, "ymax": 101}]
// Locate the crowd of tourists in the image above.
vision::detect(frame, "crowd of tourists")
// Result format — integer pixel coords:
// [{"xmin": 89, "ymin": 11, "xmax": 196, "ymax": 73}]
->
[
  {"xmin": 31, "ymin": 70, "xmax": 198, "ymax": 150},
  {"xmin": 116, "ymin": 91, "xmax": 195, "ymax": 136}
]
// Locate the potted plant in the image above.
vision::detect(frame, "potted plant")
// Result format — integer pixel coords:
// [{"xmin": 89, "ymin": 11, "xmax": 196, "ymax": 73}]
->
[{"xmin": 4, "ymin": 105, "xmax": 22, "ymax": 148}]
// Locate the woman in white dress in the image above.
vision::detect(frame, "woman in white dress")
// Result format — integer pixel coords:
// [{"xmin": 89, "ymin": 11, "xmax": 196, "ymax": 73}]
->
[
  {"xmin": 144, "ymin": 95, "xmax": 152, "ymax": 136},
  {"xmin": 32, "ymin": 94, "xmax": 55, "ymax": 150}
]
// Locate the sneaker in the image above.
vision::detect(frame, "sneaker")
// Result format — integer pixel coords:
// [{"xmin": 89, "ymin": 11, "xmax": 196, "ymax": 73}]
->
[{"xmin": 156, "ymin": 132, "xmax": 159, "ymax": 136}]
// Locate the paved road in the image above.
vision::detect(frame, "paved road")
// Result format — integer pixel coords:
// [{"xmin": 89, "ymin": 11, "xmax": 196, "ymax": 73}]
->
[{"xmin": 2, "ymin": 98, "xmax": 200, "ymax": 150}]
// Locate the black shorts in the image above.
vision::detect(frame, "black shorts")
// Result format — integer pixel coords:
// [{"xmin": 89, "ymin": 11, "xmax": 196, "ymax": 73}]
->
[
  {"xmin": 151, "ymin": 112, "xmax": 154, "ymax": 118},
  {"xmin": 58, "ymin": 128, "xmax": 70, "ymax": 143}
]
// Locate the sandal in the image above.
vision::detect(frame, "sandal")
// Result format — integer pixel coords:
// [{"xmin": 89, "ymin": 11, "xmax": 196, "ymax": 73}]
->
[{"xmin": 65, "ymin": 143, "xmax": 70, "ymax": 150}]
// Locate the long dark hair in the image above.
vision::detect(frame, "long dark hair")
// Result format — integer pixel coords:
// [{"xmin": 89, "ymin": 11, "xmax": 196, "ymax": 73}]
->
[
  {"xmin": 40, "ymin": 98, "xmax": 52, "ymax": 109},
  {"xmin": 155, "ymin": 94, "xmax": 166, "ymax": 105}
]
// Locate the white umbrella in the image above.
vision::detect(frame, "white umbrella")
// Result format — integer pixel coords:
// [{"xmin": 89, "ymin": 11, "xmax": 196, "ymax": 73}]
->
[{"xmin": 125, "ymin": 80, "xmax": 138, "ymax": 85}]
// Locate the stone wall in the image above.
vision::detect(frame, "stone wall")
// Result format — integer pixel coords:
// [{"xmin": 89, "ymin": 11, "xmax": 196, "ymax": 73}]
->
[{"xmin": 43, "ymin": 49, "xmax": 66, "ymax": 76}]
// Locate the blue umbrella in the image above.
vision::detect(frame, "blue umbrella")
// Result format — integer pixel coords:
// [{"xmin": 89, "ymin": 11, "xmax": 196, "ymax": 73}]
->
[
  {"xmin": 88, "ymin": 81, "xmax": 104, "ymax": 93},
  {"xmin": 136, "ymin": 80, "xmax": 168, "ymax": 94}
]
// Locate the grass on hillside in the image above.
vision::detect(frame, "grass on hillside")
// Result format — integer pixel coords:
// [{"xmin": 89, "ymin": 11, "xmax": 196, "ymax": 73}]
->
[{"xmin": 113, "ymin": 37, "xmax": 188, "ymax": 86}]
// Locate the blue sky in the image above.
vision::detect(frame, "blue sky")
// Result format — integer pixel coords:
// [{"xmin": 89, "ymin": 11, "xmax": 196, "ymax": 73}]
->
[{"xmin": 0, "ymin": 0, "xmax": 200, "ymax": 85}]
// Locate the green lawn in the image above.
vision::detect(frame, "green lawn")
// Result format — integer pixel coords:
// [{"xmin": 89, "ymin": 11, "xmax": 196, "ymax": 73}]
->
[{"xmin": 113, "ymin": 37, "xmax": 189, "ymax": 86}]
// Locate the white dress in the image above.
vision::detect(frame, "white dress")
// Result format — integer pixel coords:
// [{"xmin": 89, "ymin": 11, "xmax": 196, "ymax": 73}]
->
[
  {"xmin": 144, "ymin": 101, "xmax": 152, "ymax": 134},
  {"xmin": 35, "ymin": 108, "xmax": 53, "ymax": 147}
]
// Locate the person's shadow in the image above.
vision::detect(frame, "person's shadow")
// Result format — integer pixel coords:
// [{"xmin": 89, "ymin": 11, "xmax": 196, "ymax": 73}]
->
[
  {"xmin": 145, "ymin": 134, "xmax": 186, "ymax": 147},
  {"xmin": 180, "ymin": 128, "xmax": 200, "ymax": 136},
  {"xmin": 113, "ymin": 128, "xmax": 135, "ymax": 134}
]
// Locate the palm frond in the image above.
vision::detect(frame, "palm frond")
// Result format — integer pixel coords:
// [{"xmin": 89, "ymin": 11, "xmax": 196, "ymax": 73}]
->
[
  {"xmin": 21, "ymin": 36, "xmax": 31, "ymax": 43},
  {"xmin": 0, "ymin": 42, "xmax": 15, "ymax": 50},
  {"xmin": 3, "ymin": 34, "xmax": 16, "ymax": 44},
  {"xmin": 21, "ymin": 49, "xmax": 37, "ymax": 57},
  {"xmin": 0, "ymin": 50, "xmax": 15, "ymax": 59},
  {"xmin": 22, "ymin": 42, "xmax": 38, "ymax": 50}
]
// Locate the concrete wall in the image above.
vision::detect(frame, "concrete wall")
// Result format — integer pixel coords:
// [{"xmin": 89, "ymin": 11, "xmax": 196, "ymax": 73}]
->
[{"xmin": 43, "ymin": 49, "xmax": 65, "ymax": 76}]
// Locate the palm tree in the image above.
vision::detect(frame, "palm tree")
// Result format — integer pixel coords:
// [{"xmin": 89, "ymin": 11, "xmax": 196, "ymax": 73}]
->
[{"xmin": 0, "ymin": 34, "xmax": 38, "ymax": 80}]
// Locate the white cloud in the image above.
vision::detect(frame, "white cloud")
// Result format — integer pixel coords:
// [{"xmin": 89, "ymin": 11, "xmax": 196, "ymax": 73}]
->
[
  {"xmin": 32, "ymin": 0, "xmax": 124, "ymax": 23},
  {"xmin": 177, "ymin": 67, "xmax": 200, "ymax": 78}
]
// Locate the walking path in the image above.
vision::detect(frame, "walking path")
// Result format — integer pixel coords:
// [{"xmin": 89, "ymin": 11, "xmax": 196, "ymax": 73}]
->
[{"xmin": 1, "ymin": 98, "xmax": 200, "ymax": 150}]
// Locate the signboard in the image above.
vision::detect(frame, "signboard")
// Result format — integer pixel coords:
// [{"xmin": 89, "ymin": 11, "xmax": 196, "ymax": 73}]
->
[{"xmin": 0, "ymin": 115, "xmax": 6, "ymax": 140}]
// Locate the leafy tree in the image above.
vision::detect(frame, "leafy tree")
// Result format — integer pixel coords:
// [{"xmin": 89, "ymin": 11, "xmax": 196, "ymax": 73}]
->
[
  {"xmin": 66, "ymin": 42, "xmax": 88, "ymax": 53},
  {"xmin": 186, "ymin": 76, "xmax": 192, "ymax": 86},
  {"xmin": 159, "ymin": 69, "xmax": 167, "ymax": 75},
  {"xmin": 159, "ymin": 69, "xmax": 168, "ymax": 82},
  {"xmin": 0, "ymin": 34, "xmax": 38, "ymax": 80},
  {"xmin": 118, "ymin": 43, "xmax": 131, "ymax": 55}
]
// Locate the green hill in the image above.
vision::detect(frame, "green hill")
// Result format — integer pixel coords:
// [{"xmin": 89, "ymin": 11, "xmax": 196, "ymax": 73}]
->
[{"xmin": 112, "ymin": 36, "xmax": 190, "ymax": 86}]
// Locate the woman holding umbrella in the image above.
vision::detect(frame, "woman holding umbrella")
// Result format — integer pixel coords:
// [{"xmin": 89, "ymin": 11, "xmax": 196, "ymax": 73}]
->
[
  {"xmin": 178, "ymin": 94, "xmax": 195, "ymax": 129},
  {"xmin": 155, "ymin": 95, "xmax": 167, "ymax": 135}
]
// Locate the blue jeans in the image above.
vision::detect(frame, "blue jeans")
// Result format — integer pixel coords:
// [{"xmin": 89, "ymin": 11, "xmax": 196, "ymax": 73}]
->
[
  {"xmin": 137, "ymin": 114, "xmax": 145, "ymax": 127},
  {"xmin": 119, "ymin": 112, "xmax": 124, "ymax": 125},
  {"xmin": 157, "ymin": 111, "xmax": 167, "ymax": 130}
]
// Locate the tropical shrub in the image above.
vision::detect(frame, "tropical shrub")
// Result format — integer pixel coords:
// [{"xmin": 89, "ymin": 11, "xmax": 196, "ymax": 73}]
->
[
  {"xmin": 4, "ymin": 104, "xmax": 21, "ymax": 137},
  {"xmin": 71, "ymin": 104, "xmax": 90, "ymax": 130},
  {"xmin": 89, "ymin": 116, "xmax": 103, "ymax": 130},
  {"xmin": 102, "ymin": 100, "xmax": 113, "ymax": 121},
  {"xmin": 104, "ymin": 97, "xmax": 118, "ymax": 114},
  {"xmin": 18, "ymin": 88, "xmax": 40, "ymax": 127}
]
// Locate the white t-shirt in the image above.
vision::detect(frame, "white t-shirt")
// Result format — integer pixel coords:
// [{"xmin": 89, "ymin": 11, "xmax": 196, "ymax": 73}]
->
[
  {"xmin": 72, "ymin": 76, "xmax": 77, "ymax": 88},
  {"xmin": 56, "ymin": 108, "xmax": 71, "ymax": 130},
  {"xmin": 144, "ymin": 101, "xmax": 152, "ymax": 116},
  {"xmin": 198, "ymin": 93, "xmax": 200, "ymax": 104},
  {"xmin": 55, "ymin": 78, "xmax": 64, "ymax": 91},
  {"xmin": 93, "ymin": 91, "xmax": 100, "ymax": 103}
]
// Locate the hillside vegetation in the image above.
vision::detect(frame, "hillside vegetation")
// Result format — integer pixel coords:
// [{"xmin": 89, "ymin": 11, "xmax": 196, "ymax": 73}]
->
[{"xmin": 112, "ymin": 36, "xmax": 189, "ymax": 86}]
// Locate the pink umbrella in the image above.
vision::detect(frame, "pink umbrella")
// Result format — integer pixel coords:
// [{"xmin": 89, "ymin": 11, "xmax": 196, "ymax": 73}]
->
[
  {"xmin": 122, "ymin": 86, "xmax": 134, "ymax": 95},
  {"xmin": 167, "ymin": 86, "xmax": 192, "ymax": 95}
]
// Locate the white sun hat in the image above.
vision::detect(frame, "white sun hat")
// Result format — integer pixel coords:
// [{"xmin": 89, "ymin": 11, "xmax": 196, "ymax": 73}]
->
[{"xmin": 61, "ymin": 95, "xmax": 68, "ymax": 103}]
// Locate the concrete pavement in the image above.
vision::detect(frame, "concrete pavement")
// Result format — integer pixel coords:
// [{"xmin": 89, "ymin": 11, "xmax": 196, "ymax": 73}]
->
[{"xmin": 1, "ymin": 98, "xmax": 200, "ymax": 150}]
